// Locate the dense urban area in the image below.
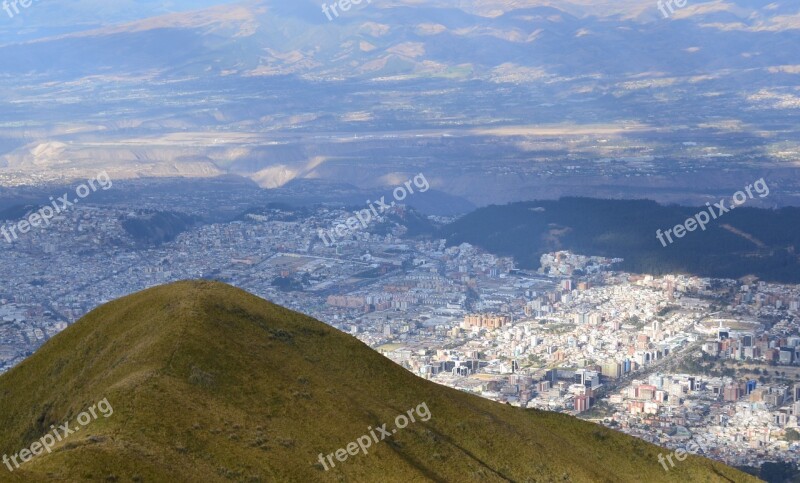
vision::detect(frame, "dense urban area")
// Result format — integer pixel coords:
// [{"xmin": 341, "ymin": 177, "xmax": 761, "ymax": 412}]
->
[{"xmin": 1, "ymin": 200, "xmax": 800, "ymax": 471}]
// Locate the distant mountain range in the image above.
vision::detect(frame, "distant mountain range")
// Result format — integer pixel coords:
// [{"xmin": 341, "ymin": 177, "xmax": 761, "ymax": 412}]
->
[
  {"xmin": 0, "ymin": 1, "xmax": 798, "ymax": 206},
  {"xmin": 0, "ymin": 281, "xmax": 757, "ymax": 481},
  {"xmin": 2, "ymin": 0, "xmax": 799, "ymax": 80}
]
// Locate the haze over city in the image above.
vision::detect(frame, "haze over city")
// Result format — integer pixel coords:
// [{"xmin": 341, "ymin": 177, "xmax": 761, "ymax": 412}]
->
[{"xmin": 0, "ymin": 1, "xmax": 799, "ymax": 482}]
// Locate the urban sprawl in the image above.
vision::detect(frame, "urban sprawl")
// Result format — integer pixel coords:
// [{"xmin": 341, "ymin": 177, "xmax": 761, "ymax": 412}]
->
[{"xmin": 1, "ymin": 201, "xmax": 799, "ymax": 470}]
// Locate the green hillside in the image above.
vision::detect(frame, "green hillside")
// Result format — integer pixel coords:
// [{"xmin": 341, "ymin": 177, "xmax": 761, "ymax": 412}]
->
[
  {"xmin": 0, "ymin": 281, "xmax": 759, "ymax": 482},
  {"xmin": 440, "ymin": 198, "xmax": 800, "ymax": 283}
]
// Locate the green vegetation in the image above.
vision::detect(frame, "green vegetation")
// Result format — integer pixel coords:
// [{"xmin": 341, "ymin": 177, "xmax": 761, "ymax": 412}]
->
[
  {"xmin": 526, "ymin": 354, "xmax": 545, "ymax": 366},
  {"xmin": 657, "ymin": 305, "xmax": 680, "ymax": 317},
  {"xmin": 581, "ymin": 401, "xmax": 615, "ymax": 420},
  {"xmin": 440, "ymin": 198, "xmax": 800, "ymax": 282},
  {"xmin": 542, "ymin": 323, "xmax": 575, "ymax": 334},
  {"xmin": 121, "ymin": 210, "xmax": 197, "ymax": 245},
  {"xmin": 738, "ymin": 461, "xmax": 800, "ymax": 482},
  {"xmin": 624, "ymin": 315, "xmax": 647, "ymax": 330},
  {"xmin": 271, "ymin": 273, "xmax": 310, "ymax": 292},
  {"xmin": 0, "ymin": 281, "xmax": 758, "ymax": 482}
]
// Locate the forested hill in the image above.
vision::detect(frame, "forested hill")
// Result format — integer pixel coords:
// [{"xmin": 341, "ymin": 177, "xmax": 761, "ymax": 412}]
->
[{"xmin": 441, "ymin": 198, "xmax": 800, "ymax": 282}]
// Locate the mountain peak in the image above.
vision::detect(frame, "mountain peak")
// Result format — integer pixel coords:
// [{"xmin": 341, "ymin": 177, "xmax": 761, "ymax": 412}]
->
[{"xmin": 0, "ymin": 281, "xmax": 757, "ymax": 481}]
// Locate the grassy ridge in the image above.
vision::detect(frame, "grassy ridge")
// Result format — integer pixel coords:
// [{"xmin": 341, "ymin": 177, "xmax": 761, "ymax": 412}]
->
[{"xmin": 0, "ymin": 281, "xmax": 759, "ymax": 482}]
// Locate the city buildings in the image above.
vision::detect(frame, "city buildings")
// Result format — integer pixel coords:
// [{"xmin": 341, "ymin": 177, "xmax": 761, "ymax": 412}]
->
[{"xmin": 1, "ymin": 201, "xmax": 799, "ymax": 469}]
